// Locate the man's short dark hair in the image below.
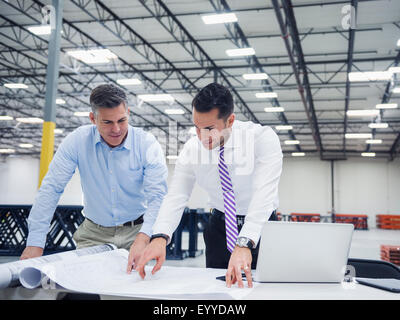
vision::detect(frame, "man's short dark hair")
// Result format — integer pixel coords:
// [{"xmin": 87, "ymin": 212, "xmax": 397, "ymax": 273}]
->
[
  {"xmin": 89, "ymin": 84, "xmax": 128, "ymax": 114},
  {"xmin": 192, "ymin": 83, "xmax": 234, "ymax": 119}
]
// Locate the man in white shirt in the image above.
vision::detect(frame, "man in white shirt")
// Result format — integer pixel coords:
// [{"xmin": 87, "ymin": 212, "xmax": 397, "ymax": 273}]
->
[{"xmin": 132, "ymin": 83, "xmax": 283, "ymax": 288}]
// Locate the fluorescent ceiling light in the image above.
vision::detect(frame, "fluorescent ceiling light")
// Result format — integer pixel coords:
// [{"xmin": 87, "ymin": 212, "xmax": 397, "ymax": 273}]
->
[
  {"xmin": 165, "ymin": 109, "xmax": 184, "ymax": 115},
  {"xmin": 27, "ymin": 25, "xmax": 51, "ymax": 35},
  {"xmin": 201, "ymin": 13, "xmax": 238, "ymax": 24},
  {"xmin": 243, "ymin": 73, "xmax": 268, "ymax": 80},
  {"xmin": 348, "ymin": 71, "xmax": 392, "ymax": 82},
  {"xmin": 275, "ymin": 125, "xmax": 293, "ymax": 130},
  {"xmin": 0, "ymin": 149, "xmax": 15, "ymax": 154},
  {"xmin": 291, "ymin": 152, "xmax": 305, "ymax": 157},
  {"xmin": 166, "ymin": 155, "xmax": 179, "ymax": 160},
  {"xmin": 54, "ymin": 129, "xmax": 63, "ymax": 134},
  {"xmin": 284, "ymin": 140, "xmax": 300, "ymax": 145},
  {"xmin": 0, "ymin": 116, "xmax": 13, "ymax": 121},
  {"xmin": 388, "ymin": 66, "xmax": 400, "ymax": 74},
  {"xmin": 16, "ymin": 117, "xmax": 43, "ymax": 124},
  {"xmin": 67, "ymin": 49, "xmax": 117, "ymax": 64},
  {"xmin": 347, "ymin": 109, "xmax": 379, "ymax": 117},
  {"xmin": 74, "ymin": 111, "xmax": 90, "ymax": 117},
  {"xmin": 19, "ymin": 143, "xmax": 34, "ymax": 148},
  {"xmin": 397, "ymin": 39, "xmax": 400, "ymax": 47},
  {"xmin": 264, "ymin": 107, "xmax": 284, "ymax": 112},
  {"xmin": 226, "ymin": 47, "xmax": 255, "ymax": 57},
  {"xmin": 56, "ymin": 98, "xmax": 66, "ymax": 105},
  {"xmin": 256, "ymin": 92, "xmax": 278, "ymax": 99},
  {"xmin": 138, "ymin": 94, "xmax": 174, "ymax": 102},
  {"xmin": 376, "ymin": 103, "xmax": 398, "ymax": 109},
  {"xmin": 345, "ymin": 133, "xmax": 372, "ymax": 139},
  {"xmin": 366, "ymin": 139, "xmax": 382, "ymax": 144},
  {"xmin": 392, "ymin": 87, "xmax": 400, "ymax": 93},
  {"xmin": 4, "ymin": 83, "xmax": 28, "ymax": 89},
  {"xmin": 116, "ymin": 78, "xmax": 142, "ymax": 86},
  {"xmin": 368, "ymin": 123, "xmax": 388, "ymax": 129},
  {"xmin": 361, "ymin": 152, "xmax": 375, "ymax": 157}
]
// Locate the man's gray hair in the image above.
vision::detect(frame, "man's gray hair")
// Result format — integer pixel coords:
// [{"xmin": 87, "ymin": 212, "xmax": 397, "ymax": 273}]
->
[{"xmin": 89, "ymin": 84, "xmax": 128, "ymax": 115}]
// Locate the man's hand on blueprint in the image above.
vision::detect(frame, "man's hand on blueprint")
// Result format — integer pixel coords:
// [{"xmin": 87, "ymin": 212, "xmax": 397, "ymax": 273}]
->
[
  {"xmin": 134, "ymin": 237, "xmax": 167, "ymax": 279},
  {"xmin": 20, "ymin": 246, "xmax": 44, "ymax": 260},
  {"xmin": 126, "ymin": 232, "xmax": 151, "ymax": 274}
]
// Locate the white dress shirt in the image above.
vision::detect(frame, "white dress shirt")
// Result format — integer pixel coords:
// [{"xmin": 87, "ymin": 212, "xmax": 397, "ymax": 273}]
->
[{"xmin": 152, "ymin": 120, "xmax": 283, "ymax": 246}]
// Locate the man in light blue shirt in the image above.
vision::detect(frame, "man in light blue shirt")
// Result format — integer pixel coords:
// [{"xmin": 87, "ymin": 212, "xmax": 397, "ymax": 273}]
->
[{"xmin": 20, "ymin": 84, "xmax": 168, "ymax": 271}]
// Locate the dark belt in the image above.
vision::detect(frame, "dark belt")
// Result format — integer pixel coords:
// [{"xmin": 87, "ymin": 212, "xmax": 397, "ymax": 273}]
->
[
  {"xmin": 122, "ymin": 215, "xmax": 144, "ymax": 227},
  {"xmin": 210, "ymin": 208, "xmax": 278, "ymax": 225},
  {"xmin": 210, "ymin": 208, "xmax": 246, "ymax": 226}
]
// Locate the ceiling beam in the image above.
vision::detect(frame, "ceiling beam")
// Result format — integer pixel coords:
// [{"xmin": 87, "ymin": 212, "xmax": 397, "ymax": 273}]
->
[
  {"xmin": 271, "ymin": 0, "xmax": 323, "ymax": 158},
  {"xmin": 138, "ymin": 0, "xmax": 260, "ymax": 124}
]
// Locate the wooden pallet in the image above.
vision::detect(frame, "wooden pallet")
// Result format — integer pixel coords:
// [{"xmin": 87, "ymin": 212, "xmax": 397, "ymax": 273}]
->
[
  {"xmin": 380, "ymin": 245, "xmax": 400, "ymax": 266},
  {"xmin": 376, "ymin": 214, "xmax": 400, "ymax": 230},
  {"xmin": 333, "ymin": 214, "xmax": 368, "ymax": 230},
  {"xmin": 289, "ymin": 213, "xmax": 321, "ymax": 223}
]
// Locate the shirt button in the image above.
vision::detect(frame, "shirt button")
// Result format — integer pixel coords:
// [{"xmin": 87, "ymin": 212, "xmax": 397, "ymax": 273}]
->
[{"xmin": 110, "ymin": 170, "xmax": 112, "ymax": 174}]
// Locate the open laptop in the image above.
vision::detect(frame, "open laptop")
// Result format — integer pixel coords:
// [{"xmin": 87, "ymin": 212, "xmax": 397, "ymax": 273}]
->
[{"xmin": 254, "ymin": 221, "xmax": 354, "ymax": 283}]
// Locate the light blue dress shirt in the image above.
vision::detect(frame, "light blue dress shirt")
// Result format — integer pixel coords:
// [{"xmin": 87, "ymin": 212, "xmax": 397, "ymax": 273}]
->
[{"xmin": 27, "ymin": 124, "xmax": 168, "ymax": 248}]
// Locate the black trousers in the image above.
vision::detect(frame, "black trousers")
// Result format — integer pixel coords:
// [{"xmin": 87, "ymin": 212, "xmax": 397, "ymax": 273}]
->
[{"xmin": 203, "ymin": 209, "xmax": 278, "ymax": 269}]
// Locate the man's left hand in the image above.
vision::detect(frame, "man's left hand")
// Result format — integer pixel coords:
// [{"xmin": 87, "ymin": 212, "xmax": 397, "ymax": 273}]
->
[
  {"xmin": 225, "ymin": 246, "xmax": 253, "ymax": 288},
  {"xmin": 127, "ymin": 232, "xmax": 150, "ymax": 273}
]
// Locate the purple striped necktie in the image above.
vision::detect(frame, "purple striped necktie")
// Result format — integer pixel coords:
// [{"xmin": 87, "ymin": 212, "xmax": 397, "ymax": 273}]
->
[{"xmin": 218, "ymin": 145, "xmax": 239, "ymax": 253}]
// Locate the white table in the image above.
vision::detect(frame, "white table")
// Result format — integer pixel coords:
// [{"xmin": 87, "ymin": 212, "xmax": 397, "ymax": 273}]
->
[{"xmin": 1, "ymin": 280, "xmax": 399, "ymax": 300}]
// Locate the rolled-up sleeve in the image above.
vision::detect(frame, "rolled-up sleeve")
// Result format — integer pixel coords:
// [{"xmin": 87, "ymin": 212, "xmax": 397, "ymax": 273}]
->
[
  {"xmin": 139, "ymin": 133, "xmax": 168, "ymax": 237},
  {"xmin": 26, "ymin": 131, "xmax": 78, "ymax": 248}
]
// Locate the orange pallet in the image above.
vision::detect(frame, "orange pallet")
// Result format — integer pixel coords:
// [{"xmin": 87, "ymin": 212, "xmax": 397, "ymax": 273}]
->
[
  {"xmin": 333, "ymin": 214, "xmax": 368, "ymax": 230},
  {"xmin": 289, "ymin": 213, "xmax": 321, "ymax": 223},
  {"xmin": 376, "ymin": 214, "xmax": 400, "ymax": 230},
  {"xmin": 380, "ymin": 245, "xmax": 400, "ymax": 266}
]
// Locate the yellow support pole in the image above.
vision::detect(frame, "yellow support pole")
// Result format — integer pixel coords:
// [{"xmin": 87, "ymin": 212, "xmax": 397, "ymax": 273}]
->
[
  {"xmin": 38, "ymin": 121, "xmax": 55, "ymax": 188},
  {"xmin": 37, "ymin": 0, "xmax": 63, "ymax": 188}
]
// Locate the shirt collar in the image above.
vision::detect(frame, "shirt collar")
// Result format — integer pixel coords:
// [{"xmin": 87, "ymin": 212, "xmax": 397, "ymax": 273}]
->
[
  {"xmin": 221, "ymin": 121, "xmax": 240, "ymax": 150},
  {"xmin": 93, "ymin": 125, "xmax": 132, "ymax": 151}
]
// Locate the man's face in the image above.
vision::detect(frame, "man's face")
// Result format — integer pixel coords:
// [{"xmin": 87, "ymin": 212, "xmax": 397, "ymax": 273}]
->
[
  {"xmin": 192, "ymin": 108, "xmax": 235, "ymax": 150},
  {"xmin": 89, "ymin": 102, "xmax": 129, "ymax": 148}
]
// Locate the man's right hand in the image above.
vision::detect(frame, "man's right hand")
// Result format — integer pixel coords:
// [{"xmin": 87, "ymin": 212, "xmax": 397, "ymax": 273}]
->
[
  {"xmin": 134, "ymin": 238, "xmax": 167, "ymax": 279},
  {"xmin": 20, "ymin": 246, "xmax": 44, "ymax": 260}
]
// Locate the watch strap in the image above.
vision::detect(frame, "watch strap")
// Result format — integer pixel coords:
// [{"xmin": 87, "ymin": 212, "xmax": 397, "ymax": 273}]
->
[{"xmin": 150, "ymin": 233, "xmax": 169, "ymax": 244}]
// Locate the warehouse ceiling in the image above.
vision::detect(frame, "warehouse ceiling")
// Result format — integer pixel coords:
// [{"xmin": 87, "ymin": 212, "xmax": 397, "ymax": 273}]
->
[{"xmin": 0, "ymin": 0, "xmax": 399, "ymax": 160}]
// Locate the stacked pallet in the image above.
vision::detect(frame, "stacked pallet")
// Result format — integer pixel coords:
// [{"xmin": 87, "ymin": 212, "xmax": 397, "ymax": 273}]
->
[
  {"xmin": 376, "ymin": 214, "xmax": 400, "ymax": 230},
  {"xmin": 290, "ymin": 213, "xmax": 321, "ymax": 223},
  {"xmin": 380, "ymin": 245, "xmax": 400, "ymax": 266},
  {"xmin": 333, "ymin": 214, "xmax": 368, "ymax": 230}
]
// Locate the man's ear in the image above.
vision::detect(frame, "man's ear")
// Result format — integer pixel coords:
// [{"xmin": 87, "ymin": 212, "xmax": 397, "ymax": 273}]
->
[
  {"xmin": 89, "ymin": 112, "xmax": 96, "ymax": 125},
  {"xmin": 227, "ymin": 113, "xmax": 235, "ymax": 128}
]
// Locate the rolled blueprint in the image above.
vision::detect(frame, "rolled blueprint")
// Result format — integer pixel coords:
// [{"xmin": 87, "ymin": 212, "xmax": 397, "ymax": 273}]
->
[{"xmin": 0, "ymin": 244, "xmax": 116, "ymax": 289}]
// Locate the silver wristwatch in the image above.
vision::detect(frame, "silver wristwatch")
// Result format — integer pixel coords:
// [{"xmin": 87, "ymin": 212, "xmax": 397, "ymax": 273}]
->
[{"xmin": 235, "ymin": 237, "xmax": 255, "ymax": 249}]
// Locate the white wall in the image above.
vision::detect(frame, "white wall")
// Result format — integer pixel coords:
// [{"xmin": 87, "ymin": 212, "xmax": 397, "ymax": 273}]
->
[
  {"xmin": 1, "ymin": 155, "xmax": 399, "ymax": 228},
  {"xmin": 0, "ymin": 157, "xmax": 39, "ymax": 205},
  {"xmin": 278, "ymin": 157, "xmax": 400, "ymax": 228},
  {"xmin": 0, "ymin": 156, "xmax": 82, "ymax": 205},
  {"xmin": 334, "ymin": 158, "xmax": 400, "ymax": 227},
  {"xmin": 278, "ymin": 158, "xmax": 332, "ymax": 215}
]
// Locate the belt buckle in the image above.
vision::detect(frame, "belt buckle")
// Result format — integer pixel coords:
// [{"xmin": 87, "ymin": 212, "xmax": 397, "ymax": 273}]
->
[
  {"xmin": 237, "ymin": 216, "xmax": 245, "ymax": 227},
  {"xmin": 121, "ymin": 220, "xmax": 133, "ymax": 227}
]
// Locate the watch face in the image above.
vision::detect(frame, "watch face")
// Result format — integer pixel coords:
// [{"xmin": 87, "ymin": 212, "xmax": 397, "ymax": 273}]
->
[{"xmin": 237, "ymin": 237, "xmax": 249, "ymax": 248}]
